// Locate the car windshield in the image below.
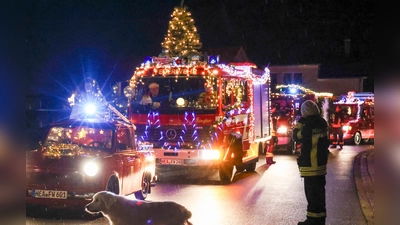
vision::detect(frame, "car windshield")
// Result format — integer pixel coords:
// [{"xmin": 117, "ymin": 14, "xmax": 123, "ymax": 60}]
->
[
  {"xmin": 45, "ymin": 126, "xmax": 113, "ymax": 149},
  {"xmin": 129, "ymin": 76, "xmax": 218, "ymax": 114}
]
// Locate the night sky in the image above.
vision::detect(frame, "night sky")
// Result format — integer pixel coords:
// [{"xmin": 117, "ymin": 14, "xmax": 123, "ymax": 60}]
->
[{"xmin": 26, "ymin": 0, "xmax": 373, "ymax": 107}]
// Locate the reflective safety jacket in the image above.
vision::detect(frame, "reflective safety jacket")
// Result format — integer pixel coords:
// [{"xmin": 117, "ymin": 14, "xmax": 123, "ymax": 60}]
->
[{"xmin": 293, "ymin": 115, "xmax": 330, "ymax": 177}]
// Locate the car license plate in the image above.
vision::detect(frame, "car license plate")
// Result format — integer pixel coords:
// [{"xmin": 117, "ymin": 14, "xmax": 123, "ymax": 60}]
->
[
  {"xmin": 161, "ymin": 159, "xmax": 183, "ymax": 165},
  {"xmin": 33, "ymin": 190, "xmax": 67, "ymax": 199}
]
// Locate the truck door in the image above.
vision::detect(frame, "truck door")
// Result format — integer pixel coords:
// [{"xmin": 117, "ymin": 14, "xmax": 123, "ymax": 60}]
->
[
  {"xmin": 117, "ymin": 127, "xmax": 142, "ymax": 195},
  {"xmin": 360, "ymin": 105, "xmax": 374, "ymax": 139}
]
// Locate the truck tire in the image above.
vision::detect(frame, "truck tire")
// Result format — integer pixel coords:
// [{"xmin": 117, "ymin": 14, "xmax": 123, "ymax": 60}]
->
[
  {"xmin": 135, "ymin": 172, "xmax": 151, "ymax": 200},
  {"xmin": 219, "ymin": 162, "xmax": 233, "ymax": 182},
  {"xmin": 245, "ymin": 161, "xmax": 257, "ymax": 172},
  {"xmin": 106, "ymin": 176, "xmax": 119, "ymax": 195},
  {"xmin": 235, "ymin": 164, "xmax": 245, "ymax": 173},
  {"xmin": 287, "ymin": 139, "xmax": 295, "ymax": 154},
  {"xmin": 258, "ymin": 141, "xmax": 265, "ymax": 154},
  {"xmin": 353, "ymin": 132, "xmax": 362, "ymax": 145}
]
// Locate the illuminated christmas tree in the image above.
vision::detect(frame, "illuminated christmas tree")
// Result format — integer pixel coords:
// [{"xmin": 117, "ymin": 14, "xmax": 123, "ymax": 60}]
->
[{"xmin": 161, "ymin": 6, "xmax": 202, "ymax": 58}]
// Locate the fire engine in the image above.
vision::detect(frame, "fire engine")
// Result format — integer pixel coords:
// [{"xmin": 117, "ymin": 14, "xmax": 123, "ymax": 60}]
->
[
  {"xmin": 331, "ymin": 91, "xmax": 374, "ymax": 145},
  {"xmin": 123, "ymin": 57, "xmax": 272, "ymax": 182},
  {"xmin": 271, "ymin": 84, "xmax": 333, "ymax": 153}
]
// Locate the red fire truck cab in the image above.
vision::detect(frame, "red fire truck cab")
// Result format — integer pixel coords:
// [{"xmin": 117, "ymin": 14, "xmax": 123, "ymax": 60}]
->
[
  {"xmin": 271, "ymin": 84, "xmax": 333, "ymax": 153},
  {"xmin": 331, "ymin": 92, "xmax": 374, "ymax": 145},
  {"xmin": 124, "ymin": 58, "xmax": 272, "ymax": 182}
]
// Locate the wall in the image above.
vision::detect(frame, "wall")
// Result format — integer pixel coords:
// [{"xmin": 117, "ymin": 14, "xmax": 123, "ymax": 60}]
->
[{"xmin": 268, "ymin": 64, "xmax": 365, "ymax": 96}]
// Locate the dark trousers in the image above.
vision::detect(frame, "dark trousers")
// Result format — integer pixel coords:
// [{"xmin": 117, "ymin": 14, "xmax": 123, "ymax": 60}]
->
[
  {"xmin": 304, "ymin": 176, "xmax": 326, "ymax": 218},
  {"xmin": 331, "ymin": 127, "xmax": 343, "ymax": 146}
]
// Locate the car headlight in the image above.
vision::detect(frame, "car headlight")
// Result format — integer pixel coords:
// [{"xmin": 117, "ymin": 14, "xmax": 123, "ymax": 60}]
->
[
  {"xmin": 199, "ymin": 150, "xmax": 220, "ymax": 160},
  {"xmin": 277, "ymin": 126, "xmax": 288, "ymax": 134},
  {"xmin": 342, "ymin": 125, "xmax": 352, "ymax": 132},
  {"xmin": 84, "ymin": 161, "xmax": 99, "ymax": 177}
]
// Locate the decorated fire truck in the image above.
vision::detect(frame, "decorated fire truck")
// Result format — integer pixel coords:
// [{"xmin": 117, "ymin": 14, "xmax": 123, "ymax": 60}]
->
[
  {"xmin": 331, "ymin": 91, "xmax": 374, "ymax": 145},
  {"xmin": 271, "ymin": 84, "xmax": 333, "ymax": 153},
  {"xmin": 123, "ymin": 57, "xmax": 272, "ymax": 182},
  {"xmin": 26, "ymin": 79, "xmax": 156, "ymax": 211}
]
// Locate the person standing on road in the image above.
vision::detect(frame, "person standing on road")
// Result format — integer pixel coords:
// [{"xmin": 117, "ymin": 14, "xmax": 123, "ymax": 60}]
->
[
  {"xmin": 293, "ymin": 100, "xmax": 330, "ymax": 225},
  {"xmin": 330, "ymin": 106, "xmax": 344, "ymax": 149}
]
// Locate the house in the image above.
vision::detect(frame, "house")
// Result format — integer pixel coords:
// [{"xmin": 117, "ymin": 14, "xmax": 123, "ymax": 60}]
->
[
  {"xmin": 268, "ymin": 64, "xmax": 367, "ymax": 97},
  {"xmin": 204, "ymin": 46, "xmax": 367, "ymax": 97}
]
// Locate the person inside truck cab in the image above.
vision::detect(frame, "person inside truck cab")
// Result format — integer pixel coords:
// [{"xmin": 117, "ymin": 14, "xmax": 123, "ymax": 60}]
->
[{"xmin": 140, "ymin": 82, "xmax": 162, "ymax": 108}]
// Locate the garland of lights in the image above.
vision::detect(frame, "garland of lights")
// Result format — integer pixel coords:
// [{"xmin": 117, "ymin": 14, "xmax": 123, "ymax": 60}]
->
[{"xmin": 275, "ymin": 84, "xmax": 333, "ymax": 98}]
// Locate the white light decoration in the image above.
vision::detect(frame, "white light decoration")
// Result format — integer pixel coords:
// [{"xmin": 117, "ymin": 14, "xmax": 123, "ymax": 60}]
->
[{"xmin": 176, "ymin": 97, "xmax": 185, "ymax": 106}]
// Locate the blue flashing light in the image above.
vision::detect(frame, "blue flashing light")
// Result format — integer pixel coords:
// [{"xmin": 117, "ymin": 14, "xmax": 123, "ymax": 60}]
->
[
  {"xmin": 289, "ymin": 88, "xmax": 297, "ymax": 94},
  {"xmin": 144, "ymin": 56, "xmax": 153, "ymax": 65},
  {"xmin": 84, "ymin": 104, "xmax": 97, "ymax": 115},
  {"xmin": 208, "ymin": 55, "xmax": 219, "ymax": 64}
]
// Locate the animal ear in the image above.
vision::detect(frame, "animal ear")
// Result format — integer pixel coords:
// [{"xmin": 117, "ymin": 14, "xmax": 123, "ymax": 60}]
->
[{"xmin": 104, "ymin": 192, "xmax": 117, "ymax": 209}]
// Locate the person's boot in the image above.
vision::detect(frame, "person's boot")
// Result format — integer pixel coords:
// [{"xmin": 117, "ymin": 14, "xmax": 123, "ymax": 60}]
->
[
  {"xmin": 266, "ymin": 157, "xmax": 276, "ymax": 164},
  {"xmin": 298, "ymin": 217, "xmax": 319, "ymax": 225},
  {"xmin": 317, "ymin": 217, "xmax": 326, "ymax": 225}
]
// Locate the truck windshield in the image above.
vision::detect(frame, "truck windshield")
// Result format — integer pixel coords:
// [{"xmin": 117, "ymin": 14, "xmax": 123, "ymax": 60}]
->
[
  {"xmin": 45, "ymin": 126, "xmax": 113, "ymax": 150},
  {"xmin": 129, "ymin": 76, "xmax": 218, "ymax": 114}
]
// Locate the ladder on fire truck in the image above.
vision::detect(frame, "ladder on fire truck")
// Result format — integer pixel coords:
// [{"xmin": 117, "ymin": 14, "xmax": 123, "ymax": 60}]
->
[{"xmin": 68, "ymin": 79, "xmax": 135, "ymax": 127}]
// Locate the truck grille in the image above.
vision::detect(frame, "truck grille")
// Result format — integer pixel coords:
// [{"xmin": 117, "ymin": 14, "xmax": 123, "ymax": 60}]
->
[
  {"xmin": 26, "ymin": 170, "xmax": 85, "ymax": 187},
  {"xmin": 136, "ymin": 125, "xmax": 213, "ymax": 149}
]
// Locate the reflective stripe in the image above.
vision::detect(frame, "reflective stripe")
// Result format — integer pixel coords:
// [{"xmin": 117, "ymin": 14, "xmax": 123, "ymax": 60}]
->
[
  {"xmin": 297, "ymin": 131, "xmax": 302, "ymax": 140},
  {"xmin": 294, "ymin": 123, "xmax": 303, "ymax": 140},
  {"xmin": 307, "ymin": 211, "xmax": 327, "ymax": 218},
  {"xmin": 298, "ymin": 165, "xmax": 327, "ymax": 176}
]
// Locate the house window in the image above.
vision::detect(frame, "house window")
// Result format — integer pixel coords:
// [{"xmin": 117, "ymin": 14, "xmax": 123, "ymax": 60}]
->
[
  {"xmin": 283, "ymin": 73, "xmax": 292, "ymax": 84},
  {"xmin": 270, "ymin": 73, "xmax": 278, "ymax": 92},
  {"xmin": 293, "ymin": 73, "xmax": 303, "ymax": 84}
]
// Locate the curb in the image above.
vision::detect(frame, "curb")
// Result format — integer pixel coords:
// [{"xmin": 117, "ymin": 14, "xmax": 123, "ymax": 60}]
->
[{"xmin": 353, "ymin": 150, "xmax": 374, "ymax": 225}]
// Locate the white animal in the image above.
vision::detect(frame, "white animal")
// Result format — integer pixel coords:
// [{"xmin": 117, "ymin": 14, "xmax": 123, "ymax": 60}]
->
[{"xmin": 85, "ymin": 191, "xmax": 193, "ymax": 225}]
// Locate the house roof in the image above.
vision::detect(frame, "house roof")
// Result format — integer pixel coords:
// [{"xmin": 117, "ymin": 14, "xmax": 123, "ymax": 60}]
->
[{"xmin": 204, "ymin": 46, "xmax": 250, "ymax": 64}]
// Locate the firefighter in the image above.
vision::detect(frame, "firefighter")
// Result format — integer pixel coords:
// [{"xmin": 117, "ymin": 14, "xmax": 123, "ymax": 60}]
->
[
  {"xmin": 293, "ymin": 100, "xmax": 330, "ymax": 225},
  {"xmin": 330, "ymin": 106, "xmax": 344, "ymax": 149}
]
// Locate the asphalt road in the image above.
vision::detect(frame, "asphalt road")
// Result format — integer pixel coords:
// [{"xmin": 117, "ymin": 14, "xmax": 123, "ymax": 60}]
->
[{"xmin": 26, "ymin": 145, "xmax": 374, "ymax": 225}]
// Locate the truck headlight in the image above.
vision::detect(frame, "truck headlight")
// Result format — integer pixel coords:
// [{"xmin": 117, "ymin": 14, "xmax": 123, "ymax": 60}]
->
[
  {"xmin": 342, "ymin": 125, "xmax": 352, "ymax": 132},
  {"xmin": 199, "ymin": 150, "xmax": 220, "ymax": 160},
  {"xmin": 277, "ymin": 126, "xmax": 288, "ymax": 134},
  {"xmin": 84, "ymin": 161, "xmax": 99, "ymax": 177}
]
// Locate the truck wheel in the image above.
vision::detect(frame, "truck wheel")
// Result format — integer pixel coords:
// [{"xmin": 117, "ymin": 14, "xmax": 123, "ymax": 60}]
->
[
  {"xmin": 219, "ymin": 162, "xmax": 233, "ymax": 182},
  {"xmin": 106, "ymin": 176, "xmax": 119, "ymax": 195},
  {"xmin": 135, "ymin": 172, "xmax": 151, "ymax": 200},
  {"xmin": 235, "ymin": 164, "xmax": 245, "ymax": 173},
  {"xmin": 287, "ymin": 139, "xmax": 295, "ymax": 154},
  {"xmin": 258, "ymin": 141, "xmax": 265, "ymax": 154},
  {"xmin": 245, "ymin": 161, "xmax": 257, "ymax": 172},
  {"xmin": 353, "ymin": 132, "xmax": 362, "ymax": 145}
]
